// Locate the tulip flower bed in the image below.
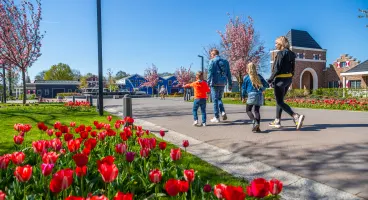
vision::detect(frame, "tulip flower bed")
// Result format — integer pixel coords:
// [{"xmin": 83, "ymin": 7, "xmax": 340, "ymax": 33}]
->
[{"xmin": 0, "ymin": 105, "xmax": 283, "ymax": 199}]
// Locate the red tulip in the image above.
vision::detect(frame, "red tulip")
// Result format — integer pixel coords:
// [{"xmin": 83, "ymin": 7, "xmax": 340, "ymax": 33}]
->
[
  {"xmin": 159, "ymin": 142, "xmax": 166, "ymax": 150},
  {"xmin": 97, "ymin": 131, "xmax": 107, "ymax": 141},
  {"xmin": 165, "ymin": 179, "xmax": 180, "ymax": 197},
  {"xmin": 75, "ymin": 127, "xmax": 81, "ymax": 134},
  {"xmin": 49, "ymin": 169, "xmax": 74, "ymax": 193},
  {"xmin": 170, "ymin": 148, "xmax": 181, "ymax": 161},
  {"xmin": 0, "ymin": 190, "xmax": 5, "ymax": 200},
  {"xmin": 76, "ymin": 166, "xmax": 87, "ymax": 177},
  {"xmin": 60, "ymin": 149, "xmax": 66, "ymax": 154},
  {"xmin": 159, "ymin": 130, "xmax": 165, "ymax": 138},
  {"xmin": 54, "ymin": 121, "xmax": 61, "ymax": 129},
  {"xmin": 115, "ymin": 143, "xmax": 127, "ymax": 154},
  {"xmin": 140, "ymin": 148, "xmax": 150, "ymax": 158},
  {"xmin": 64, "ymin": 133, "xmax": 74, "ymax": 142},
  {"xmin": 32, "ymin": 140, "xmax": 48, "ymax": 154},
  {"xmin": 223, "ymin": 185, "xmax": 246, "ymax": 200},
  {"xmin": 184, "ymin": 169, "xmax": 195, "ymax": 182},
  {"xmin": 13, "ymin": 135, "xmax": 24, "ymax": 145},
  {"xmin": 11, "ymin": 152, "xmax": 25, "ymax": 165},
  {"xmin": 59, "ymin": 125, "xmax": 69, "ymax": 133},
  {"xmin": 145, "ymin": 130, "xmax": 150, "ymax": 135},
  {"xmin": 107, "ymin": 129, "xmax": 116, "ymax": 136},
  {"xmin": 97, "ymin": 156, "xmax": 115, "ymax": 167},
  {"xmin": 114, "ymin": 122, "xmax": 121, "ymax": 130},
  {"xmin": 19, "ymin": 131, "xmax": 25, "ymax": 137},
  {"xmin": 90, "ymin": 131, "xmax": 97, "ymax": 137},
  {"xmin": 66, "ymin": 196, "xmax": 85, "ymax": 200},
  {"xmin": 68, "ymin": 139, "xmax": 81, "ymax": 153},
  {"xmin": 84, "ymin": 138, "xmax": 97, "ymax": 150},
  {"xmin": 203, "ymin": 184, "xmax": 212, "ymax": 193},
  {"xmin": 78, "ymin": 125, "xmax": 86, "ymax": 132},
  {"xmin": 214, "ymin": 184, "xmax": 227, "ymax": 199},
  {"xmin": 0, "ymin": 154, "xmax": 11, "ymax": 169},
  {"xmin": 86, "ymin": 195, "xmax": 108, "ymax": 200},
  {"xmin": 149, "ymin": 169, "xmax": 162, "ymax": 183},
  {"xmin": 41, "ymin": 163, "xmax": 54, "ymax": 176},
  {"xmin": 113, "ymin": 191, "xmax": 133, "ymax": 200},
  {"xmin": 80, "ymin": 131, "xmax": 89, "ymax": 139},
  {"xmin": 104, "ymin": 124, "xmax": 111, "ymax": 130},
  {"xmin": 246, "ymin": 185, "xmax": 253, "ymax": 196},
  {"xmin": 178, "ymin": 180, "xmax": 189, "ymax": 193},
  {"xmin": 83, "ymin": 147, "xmax": 91, "ymax": 156},
  {"xmin": 97, "ymin": 162, "xmax": 118, "ymax": 183},
  {"xmin": 125, "ymin": 152, "xmax": 135, "ymax": 163},
  {"xmin": 38, "ymin": 122, "xmax": 48, "ymax": 131},
  {"xmin": 46, "ymin": 129, "xmax": 54, "ymax": 137},
  {"xmin": 107, "ymin": 115, "xmax": 112, "ymax": 121},
  {"xmin": 42, "ymin": 152, "xmax": 60, "ymax": 164},
  {"xmin": 136, "ymin": 130, "xmax": 144, "ymax": 138},
  {"xmin": 70, "ymin": 122, "xmax": 76, "ymax": 127},
  {"xmin": 148, "ymin": 138, "xmax": 156, "ymax": 149},
  {"xmin": 14, "ymin": 123, "xmax": 22, "ymax": 132},
  {"xmin": 50, "ymin": 138, "xmax": 62, "ymax": 152},
  {"xmin": 14, "ymin": 165, "xmax": 32, "ymax": 182},
  {"xmin": 73, "ymin": 153, "xmax": 89, "ymax": 167},
  {"xmin": 182, "ymin": 140, "xmax": 189, "ymax": 148},
  {"xmin": 23, "ymin": 124, "xmax": 32, "ymax": 132},
  {"xmin": 250, "ymin": 178, "xmax": 270, "ymax": 198},
  {"xmin": 269, "ymin": 179, "xmax": 283, "ymax": 195},
  {"xmin": 86, "ymin": 126, "xmax": 92, "ymax": 132},
  {"xmin": 55, "ymin": 131, "xmax": 62, "ymax": 138}
]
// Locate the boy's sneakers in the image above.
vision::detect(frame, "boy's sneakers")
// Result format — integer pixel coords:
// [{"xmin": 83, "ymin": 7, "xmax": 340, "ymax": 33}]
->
[
  {"xmin": 210, "ymin": 117, "xmax": 220, "ymax": 123},
  {"xmin": 269, "ymin": 119, "xmax": 281, "ymax": 128},
  {"xmin": 293, "ymin": 114, "xmax": 305, "ymax": 130},
  {"xmin": 202, "ymin": 123, "xmax": 206, "ymax": 127},
  {"xmin": 252, "ymin": 122, "xmax": 260, "ymax": 132},
  {"xmin": 193, "ymin": 120, "xmax": 199, "ymax": 126},
  {"xmin": 221, "ymin": 112, "xmax": 227, "ymax": 120}
]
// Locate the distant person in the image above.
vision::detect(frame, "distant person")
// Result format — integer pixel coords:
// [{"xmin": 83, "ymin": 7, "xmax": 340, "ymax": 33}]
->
[
  {"xmin": 207, "ymin": 49, "xmax": 232, "ymax": 123},
  {"xmin": 268, "ymin": 36, "xmax": 305, "ymax": 130},
  {"xmin": 159, "ymin": 85, "xmax": 166, "ymax": 100},
  {"xmin": 184, "ymin": 71, "xmax": 210, "ymax": 127},
  {"xmin": 241, "ymin": 63, "xmax": 269, "ymax": 132}
]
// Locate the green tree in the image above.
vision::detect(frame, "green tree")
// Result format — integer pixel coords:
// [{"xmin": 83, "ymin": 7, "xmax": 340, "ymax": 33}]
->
[
  {"xmin": 78, "ymin": 76, "xmax": 88, "ymax": 92},
  {"xmin": 359, "ymin": 9, "xmax": 368, "ymax": 27},
  {"xmin": 44, "ymin": 63, "xmax": 74, "ymax": 80},
  {"xmin": 72, "ymin": 69, "xmax": 81, "ymax": 80},
  {"xmin": 34, "ymin": 70, "xmax": 47, "ymax": 80},
  {"xmin": 115, "ymin": 70, "xmax": 129, "ymax": 80}
]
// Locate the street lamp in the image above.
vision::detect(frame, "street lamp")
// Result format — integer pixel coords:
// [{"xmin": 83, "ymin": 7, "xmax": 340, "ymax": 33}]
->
[
  {"xmin": 198, "ymin": 55, "xmax": 204, "ymax": 73},
  {"xmin": 97, "ymin": 0, "xmax": 103, "ymax": 116}
]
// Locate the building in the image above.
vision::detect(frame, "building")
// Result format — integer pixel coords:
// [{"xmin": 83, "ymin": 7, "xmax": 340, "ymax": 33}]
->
[
  {"xmin": 15, "ymin": 80, "xmax": 80, "ymax": 98},
  {"xmin": 271, "ymin": 29, "xmax": 327, "ymax": 90},
  {"xmin": 116, "ymin": 74, "xmax": 147, "ymax": 92},
  {"xmin": 161, "ymin": 75, "xmax": 181, "ymax": 94},
  {"xmin": 271, "ymin": 29, "xmax": 367, "ymax": 90}
]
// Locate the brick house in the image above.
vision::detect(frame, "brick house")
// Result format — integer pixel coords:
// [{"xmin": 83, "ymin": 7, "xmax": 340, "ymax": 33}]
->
[
  {"xmin": 270, "ymin": 29, "xmax": 327, "ymax": 90},
  {"xmin": 271, "ymin": 29, "xmax": 367, "ymax": 90}
]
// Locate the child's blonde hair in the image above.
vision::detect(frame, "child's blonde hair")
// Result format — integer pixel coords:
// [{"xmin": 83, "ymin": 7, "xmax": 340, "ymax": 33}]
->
[
  {"xmin": 196, "ymin": 71, "xmax": 204, "ymax": 80},
  {"xmin": 247, "ymin": 63, "xmax": 262, "ymax": 89}
]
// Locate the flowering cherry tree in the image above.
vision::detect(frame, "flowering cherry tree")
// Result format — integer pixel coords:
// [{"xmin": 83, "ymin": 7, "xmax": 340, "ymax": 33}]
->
[
  {"xmin": 218, "ymin": 14, "xmax": 265, "ymax": 94},
  {"xmin": 0, "ymin": 0, "xmax": 44, "ymax": 104},
  {"xmin": 174, "ymin": 65, "xmax": 192, "ymax": 87},
  {"xmin": 141, "ymin": 64, "xmax": 159, "ymax": 95}
]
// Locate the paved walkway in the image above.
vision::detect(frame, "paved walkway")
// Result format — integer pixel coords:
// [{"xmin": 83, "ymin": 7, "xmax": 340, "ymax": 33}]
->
[{"xmin": 105, "ymin": 97, "xmax": 368, "ymax": 199}]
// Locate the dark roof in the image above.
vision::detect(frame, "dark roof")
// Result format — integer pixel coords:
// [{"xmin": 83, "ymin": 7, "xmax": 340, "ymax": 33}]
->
[
  {"xmin": 286, "ymin": 29, "xmax": 322, "ymax": 49},
  {"xmin": 345, "ymin": 60, "xmax": 368, "ymax": 73},
  {"xmin": 34, "ymin": 80, "xmax": 80, "ymax": 84}
]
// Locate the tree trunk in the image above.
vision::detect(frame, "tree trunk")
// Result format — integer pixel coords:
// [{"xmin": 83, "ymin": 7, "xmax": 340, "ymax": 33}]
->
[
  {"xmin": 2, "ymin": 66, "xmax": 6, "ymax": 103},
  {"xmin": 8, "ymin": 69, "xmax": 12, "ymax": 96},
  {"xmin": 22, "ymin": 70, "xmax": 26, "ymax": 104},
  {"xmin": 238, "ymin": 81, "xmax": 243, "ymax": 100}
]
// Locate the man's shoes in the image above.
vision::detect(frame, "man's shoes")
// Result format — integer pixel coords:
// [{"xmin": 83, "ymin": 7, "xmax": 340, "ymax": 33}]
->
[
  {"xmin": 193, "ymin": 120, "xmax": 199, "ymax": 126},
  {"xmin": 210, "ymin": 117, "xmax": 220, "ymax": 123},
  {"xmin": 202, "ymin": 123, "xmax": 206, "ymax": 127},
  {"xmin": 221, "ymin": 112, "xmax": 227, "ymax": 120},
  {"xmin": 269, "ymin": 119, "xmax": 281, "ymax": 128}
]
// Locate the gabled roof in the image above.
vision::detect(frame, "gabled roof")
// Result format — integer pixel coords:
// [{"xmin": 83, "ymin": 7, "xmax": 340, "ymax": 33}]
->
[
  {"xmin": 345, "ymin": 60, "xmax": 368, "ymax": 73},
  {"xmin": 34, "ymin": 80, "xmax": 80, "ymax": 84},
  {"xmin": 286, "ymin": 29, "xmax": 322, "ymax": 49},
  {"xmin": 162, "ymin": 75, "xmax": 176, "ymax": 80}
]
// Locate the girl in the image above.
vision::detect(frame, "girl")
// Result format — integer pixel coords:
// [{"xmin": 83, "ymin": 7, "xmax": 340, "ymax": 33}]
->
[
  {"xmin": 184, "ymin": 71, "xmax": 210, "ymax": 127},
  {"xmin": 241, "ymin": 63, "xmax": 269, "ymax": 132}
]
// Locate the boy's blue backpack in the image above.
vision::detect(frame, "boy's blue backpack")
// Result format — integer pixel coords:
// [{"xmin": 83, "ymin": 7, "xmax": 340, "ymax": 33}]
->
[{"xmin": 212, "ymin": 59, "xmax": 229, "ymax": 86}]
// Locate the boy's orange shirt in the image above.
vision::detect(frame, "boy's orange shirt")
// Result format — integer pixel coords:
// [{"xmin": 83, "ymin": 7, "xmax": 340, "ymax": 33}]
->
[{"xmin": 184, "ymin": 80, "xmax": 210, "ymax": 99}]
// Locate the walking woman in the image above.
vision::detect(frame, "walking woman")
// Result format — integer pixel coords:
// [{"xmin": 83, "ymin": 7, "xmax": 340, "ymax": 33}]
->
[{"xmin": 268, "ymin": 36, "xmax": 305, "ymax": 130}]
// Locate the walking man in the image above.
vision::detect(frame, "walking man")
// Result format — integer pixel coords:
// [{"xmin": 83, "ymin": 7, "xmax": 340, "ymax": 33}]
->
[{"xmin": 207, "ymin": 49, "xmax": 232, "ymax": 122}]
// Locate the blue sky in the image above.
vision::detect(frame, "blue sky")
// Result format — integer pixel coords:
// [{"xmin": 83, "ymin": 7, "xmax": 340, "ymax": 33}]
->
[{"xmin": 30, "ymin": 0, "xmax": 368, "ymax": 80}]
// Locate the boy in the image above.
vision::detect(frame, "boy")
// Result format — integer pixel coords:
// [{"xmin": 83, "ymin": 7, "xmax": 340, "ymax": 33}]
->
[{"xmin": 184, "ymin": 71, "xmax": 210, "ymax": 127}]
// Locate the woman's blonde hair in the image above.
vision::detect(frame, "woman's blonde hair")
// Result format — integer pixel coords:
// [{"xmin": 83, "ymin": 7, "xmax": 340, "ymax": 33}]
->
[
  {"xmin": 275, "ymin": 36, "xmax": 290, "ymax": 50},
  {"xmin": 247, "ymin": 62, "xmax": 263, "ymax": 89}
]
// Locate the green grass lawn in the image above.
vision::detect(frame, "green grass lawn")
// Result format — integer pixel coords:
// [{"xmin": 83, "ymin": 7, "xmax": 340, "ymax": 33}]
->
[{"xmin": 0, "ymin": 104, "xmax": 247, "ymax": 188}]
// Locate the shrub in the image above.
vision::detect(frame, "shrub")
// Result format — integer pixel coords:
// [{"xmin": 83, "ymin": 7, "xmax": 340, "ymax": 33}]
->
[{"xmin": 57, "ymin": 93, "xmax": 82, "ymax": 99}]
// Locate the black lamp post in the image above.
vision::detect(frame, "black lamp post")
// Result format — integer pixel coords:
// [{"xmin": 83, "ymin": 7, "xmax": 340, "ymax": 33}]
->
[
  {"xmin": 198, "ymin": 55, "xmax": 204, "ymax": 73},
  {"xmin": 97, "ymin": 0, "xmax": 103, "ymax": 116}
]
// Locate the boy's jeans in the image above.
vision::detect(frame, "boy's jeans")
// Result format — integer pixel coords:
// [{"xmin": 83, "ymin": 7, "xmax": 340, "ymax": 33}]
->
[
  {"xmin": 193, "ymin": 98, "xmax": 207, "ymax": 123},
  {"xmin": 211, "ymin": 86, "xmax": 225, "ymax": 118}
]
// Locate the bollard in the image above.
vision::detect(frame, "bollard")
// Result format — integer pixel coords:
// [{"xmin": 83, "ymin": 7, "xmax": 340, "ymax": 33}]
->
[
  {"xmin": 72, "ymin": 96, "xmax": 75, "ymax": 103},
  {"xmin": 89, "ymin": 96, "xmax": 93, "ymax": 106},
  {"xmin": 123, "ymin": 94, "xmax": 132, "ymax": 118}
]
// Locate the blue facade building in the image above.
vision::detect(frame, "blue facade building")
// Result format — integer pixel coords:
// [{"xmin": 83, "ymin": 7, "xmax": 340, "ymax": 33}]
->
[{"xmin": 34, "ymin": 80, "xmax": 80, "ymax": 98}]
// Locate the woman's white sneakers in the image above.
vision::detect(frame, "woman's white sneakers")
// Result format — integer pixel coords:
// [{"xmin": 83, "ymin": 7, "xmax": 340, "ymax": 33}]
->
[
  {"xmin": 269, "ymin": 115, "xmax": 305, "ymax": 130},
  {"xmin": 269, "ymin": 119, "xmax": 281, "ymax": 128}
]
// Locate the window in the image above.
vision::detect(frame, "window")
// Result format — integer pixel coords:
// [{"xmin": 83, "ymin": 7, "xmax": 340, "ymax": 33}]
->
[
  {"xmin": 313, "ymin": 54, "xmax": 320, "ymax": 60},
  {"xmin": 45, "ymin": 89, "xmax": 49, "ymax": 95},
  {"xmin": 168, "ymin": 80, "xmax": 172, "ymax": 87},
  {"xmin": 340, "ymin": 62, "xmax": 347, "ymax": 67},
  {"xmin": 68, "ymin": 89, "xmax": 72, "ymax": 93},
  {"xmin": 139, "ymin": 80, "xmax": 143, "ymax": 84},
  {"xmin": 328, "ymin": 81, "xmax": 339, "ymax": 88},
  {"xmin": 135, "ymin": 79, "xmax": 138, "ymax": 86},
  {"xmin": 350, "ymin": 80, "xmax": 361, "ymax": 89},
  {"xmin": 297, "ymin": 53, "xmax": 304, "ymax": 59},
  {"xmin": 37, "ymin": 90, "xmax": 42, "ymax": 95}
]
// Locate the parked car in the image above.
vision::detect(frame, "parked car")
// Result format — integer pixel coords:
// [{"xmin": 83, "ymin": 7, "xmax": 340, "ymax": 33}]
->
[{"xmin": 134, "ymin": 91, "xmax": 146, "ymax": 95}]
